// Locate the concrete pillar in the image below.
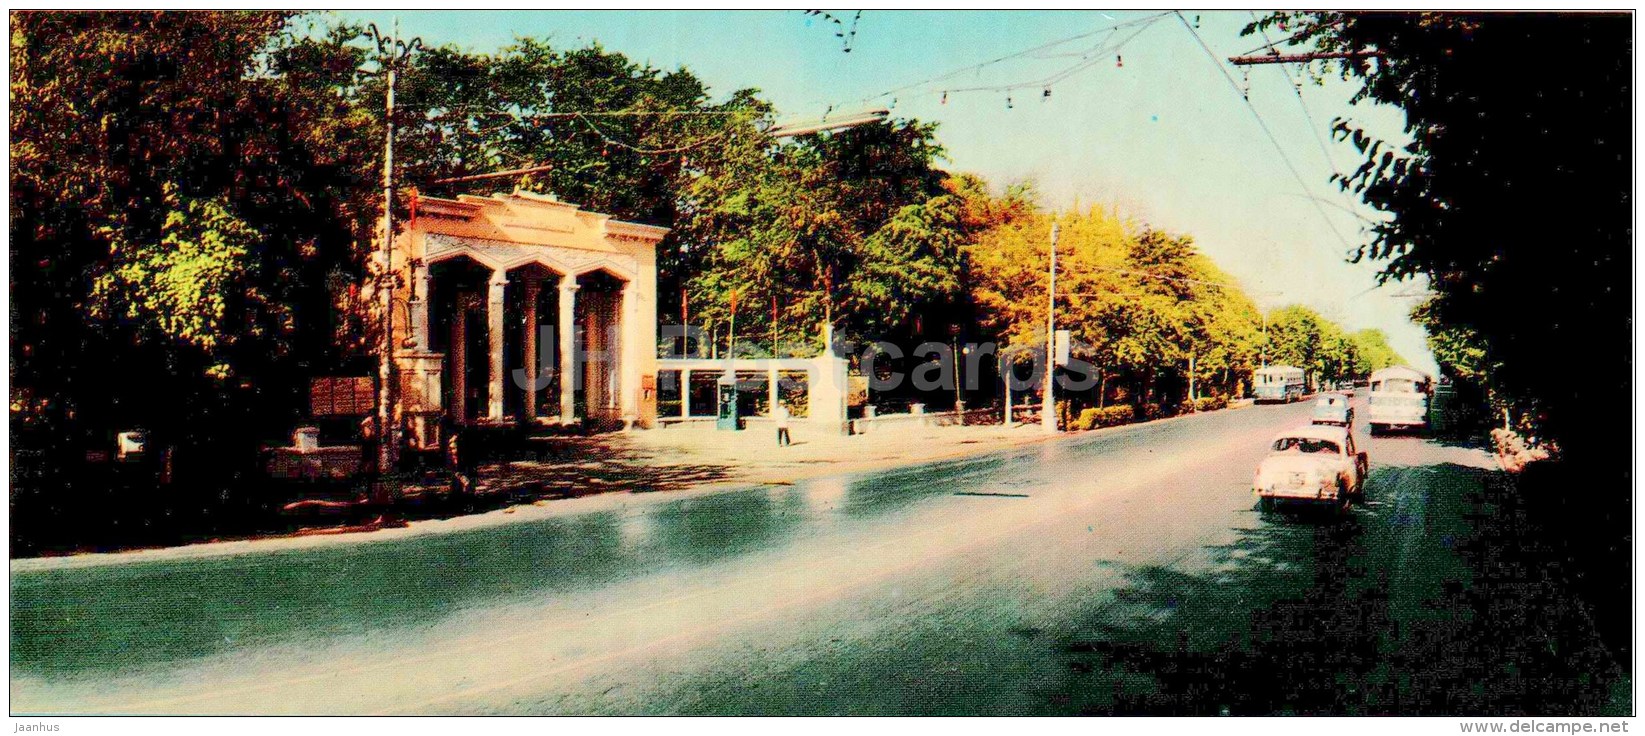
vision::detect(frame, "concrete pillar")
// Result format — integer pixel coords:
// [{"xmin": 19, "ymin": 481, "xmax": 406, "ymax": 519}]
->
[
  {"xmin": 487, "ymin": 273, "xmax": 507, "ymax": 421},
  {"xmin": 558, "ymin": 275, "xmax": 579, "ymax": 422},
  {"xmin": 619, "ymin": 284, "xmax": 635, "ymax": 422},
  {"xmin": 768, "ymin": 364, "xmax": 779, "ymax": 416},
  {"xmin": 809, "ymin": 324, "xmax": 850, "ymax": 434},
  {"xmin": 681, "ymin": 369, "xmax": 692, "ymax": 418},
  {"xmin": 522, "ymin": 278, "xmax": 541, "ymax": 421},
  {"xmin": 409, "ymin": 268, "xmax": 430, "ymax": 350}
]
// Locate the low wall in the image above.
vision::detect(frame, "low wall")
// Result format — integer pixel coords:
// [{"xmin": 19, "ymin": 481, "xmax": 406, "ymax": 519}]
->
[
  {"xmin": 849, "ymin": 408, "xmax": 996, "ymax": 434},
  {"xmin": 266, "ymin": 446, "xmax": 363, "ymax": 481}
]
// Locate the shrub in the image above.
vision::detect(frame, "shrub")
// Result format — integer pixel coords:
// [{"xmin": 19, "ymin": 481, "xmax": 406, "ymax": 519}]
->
[
  {"xmin": 1073, "ymin": 405, "xmax": 1133, "ymax": 430},
  {"xmin": 1194, "ymin": 395, "xmax": 1229, "ymax": 412}
]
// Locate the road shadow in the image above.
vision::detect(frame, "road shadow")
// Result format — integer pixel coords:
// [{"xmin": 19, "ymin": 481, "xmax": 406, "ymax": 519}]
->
[{"xmin": 1039, "ymin": 463, "xmax": 1628, "ymax": 715}]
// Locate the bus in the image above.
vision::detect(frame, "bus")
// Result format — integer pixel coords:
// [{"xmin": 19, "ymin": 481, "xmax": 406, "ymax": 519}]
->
[
  {"xmin": 1253, "ymin": 365, "xmax": 1307, "ymax": 403},
  {"xmin": 1367, "ymin": 366, "xmax": 1432, "ymax": 434}
]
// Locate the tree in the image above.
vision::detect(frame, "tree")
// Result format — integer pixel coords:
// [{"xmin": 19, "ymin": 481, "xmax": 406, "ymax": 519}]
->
[
  {"xmin": 11, "ymin": 11, "xmax": 375, "ymax": 488},
  {"xmin": 683, "ymin": 119, "xmax": 956, "ymax": 349},
  {"xmin": 1247, "ymin": 12, "xmax": 1629, "ymax": 462},
  {"xmin": 970, "ymin": 203, "xmax": 1266, "ymax": 409},
  {"xmin": 1348, "ymin": 328, "xmax": 1406, "ymax": 373},
  {"xmin": 1264, "ymin": 305, "xmax": 1363, "ymax": 386}
]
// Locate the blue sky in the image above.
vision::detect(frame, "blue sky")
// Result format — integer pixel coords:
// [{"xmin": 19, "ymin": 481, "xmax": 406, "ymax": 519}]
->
[{"xmin": 325, "ymin": 10, "xmax": 1435, "ymax": 372}]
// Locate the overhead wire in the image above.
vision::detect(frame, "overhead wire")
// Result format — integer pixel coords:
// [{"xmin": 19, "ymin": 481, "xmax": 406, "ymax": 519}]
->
[
  {"xmin": 1174, "ymin": 11, "xmax": 1360, "ymax": 266},
  {"xmin": 1250, "ymin": 11, "xmax": 1340, "ymax": 177},
  {"xmin": 854, "ymin": 11, "xmax": 1173, "ymax": 108},
  {"xmin": 573, "ymin": 112, "xmax": 733, "ymax": 154},
  {"xmin": 932, "ymin": 15, "xmax": 1162, "ymax": 98}
]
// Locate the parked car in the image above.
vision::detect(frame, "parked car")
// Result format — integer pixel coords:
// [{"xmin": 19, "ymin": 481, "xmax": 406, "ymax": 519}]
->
[
  {"xmin": 1310, "ymin": 393, "xmax": 1354, "ymax": 427},
  {"xmin": 1253, "ymin": 424, "xmax": 1368, "ymax": 512}
]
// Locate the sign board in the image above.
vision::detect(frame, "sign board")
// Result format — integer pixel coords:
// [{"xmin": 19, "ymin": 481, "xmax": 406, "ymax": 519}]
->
[
  {"xmin": 311, "ymin": 377, "xmax": 375, "ymax": 417},
  {"xmin": 1054, "ymin": 329, "xmax": 1072, "ymax": 366}
]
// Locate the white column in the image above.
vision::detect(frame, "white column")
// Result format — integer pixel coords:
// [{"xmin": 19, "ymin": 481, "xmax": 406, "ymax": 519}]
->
[
  {"xmin": 768, "ymin": 364, "xmax": 779, "ymax": 416},
  {"xmin": 619, "ymin": 284, "xmax": 636, "ymax": 422},
  {"xmin": 558, "ymin": 274, "xmax": 579, "ymax": 422},
  {"xmin": 522, "ymin": 278, "xmax": 541, "ymax": 421},
  {"xmin": 680, "ymin": 369, "xmax": 692, "ymax": 418},
  {"xmin": 487, "ymin": 273, "xmax": 507, "ymax": 421}
]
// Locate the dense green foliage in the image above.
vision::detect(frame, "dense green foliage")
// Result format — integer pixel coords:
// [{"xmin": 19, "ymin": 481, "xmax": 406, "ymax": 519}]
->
[
  {"xmin": 12, "ymin": 11, "xmax": 1393, "ymax": 498},
  {"xmin": 1247, "ymin": 12, "xmax": 1629, "ymax": 458},
  {"xmin": 12, "ymin": 12, "xmax": 375, "ymax": 482},
  {"xmin": 970, "ymin": 204, "xmax": 1306, "ymax": 408},
  {"xmin": 1262, "ymin": 307, "xmax": 1406, "ymax": 384}
]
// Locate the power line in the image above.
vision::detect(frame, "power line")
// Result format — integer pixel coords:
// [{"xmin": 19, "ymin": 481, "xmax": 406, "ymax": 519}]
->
[
  {"xmin": 1250, "ymin": 11, "xmax": 1340, "ymax": 177},
  {"xmin": 932, "ymin": 15, "xmax": 1162, "ymax": 99},
  {"xmin": 1174, "ymin": 11, "xmax": 1359, "ymax": 265},
  {"xmin": 574, "ymin": 113, "xmax": 732, "ymax": 154}
]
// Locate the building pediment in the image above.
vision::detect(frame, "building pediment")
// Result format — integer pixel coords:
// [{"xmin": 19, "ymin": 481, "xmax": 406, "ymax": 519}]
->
[{"xmin": 413, "ymin": 189, "xmax": 667, "ymax": 254}]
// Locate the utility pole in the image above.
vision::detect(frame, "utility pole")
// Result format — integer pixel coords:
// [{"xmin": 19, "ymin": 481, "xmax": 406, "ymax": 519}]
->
[
  {"xmin": 1041, "ymin": 222, "xmax": 1059, "ymax": 434},
  {"xmin": 1001, "ymin": 349, "xmax": 1013, "ymax": 426},
  {"xmin": 367, "ymin": 21, "xmax": 421, "ymax": 487}
]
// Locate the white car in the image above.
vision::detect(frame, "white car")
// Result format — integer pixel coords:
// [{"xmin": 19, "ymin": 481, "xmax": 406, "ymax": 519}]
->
[{"xmin": 1253, "ymin": 424, "xmax": 1368, "ymax": 512}]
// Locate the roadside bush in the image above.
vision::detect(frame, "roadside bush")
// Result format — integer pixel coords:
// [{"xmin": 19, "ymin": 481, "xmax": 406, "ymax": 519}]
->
[
  {"xmin": 1195, "ymin": 396, "xmax": 1229, "ymax": 412},
  {"xmin": 1072, "ymin": 405, "xmax": 1134, "ymax": 430}
]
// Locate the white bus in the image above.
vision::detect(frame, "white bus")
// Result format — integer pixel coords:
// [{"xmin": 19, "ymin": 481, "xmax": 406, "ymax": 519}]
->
[
  {"xmin": 1253, "ymin": 365, "xmax": 1307, "ymax": 403},
  {"xmin": 1367, "ymin": 366, "xmax": 1431, "ymax": 434}
]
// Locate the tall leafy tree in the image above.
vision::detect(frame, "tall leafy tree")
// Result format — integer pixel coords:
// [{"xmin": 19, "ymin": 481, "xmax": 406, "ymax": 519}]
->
[
  {"xmin": 12, "ymin": 11, "xmax": 376, "ymax": 489},
  {"xmin": 1348, "ymin": 328, "xmax": 1407, "ymax": 373},
  {"xmin": 970, "ymin": 203, "xmax": 1267, "ymax": 408},
  {"xmin": 1247, "ymin": 12, "xmax": 1629, "ymax": 461}
]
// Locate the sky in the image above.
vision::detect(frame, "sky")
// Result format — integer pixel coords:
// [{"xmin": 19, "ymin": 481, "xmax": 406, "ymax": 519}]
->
[{"xmin": 326, "ymin": 9, "xmax": 1437, "ymax": 373}]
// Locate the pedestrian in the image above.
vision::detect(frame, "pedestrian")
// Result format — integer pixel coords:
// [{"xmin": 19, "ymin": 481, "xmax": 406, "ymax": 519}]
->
[
  {"xmin": 444, "ymin": 423, "xmax": 475, "ymax": 502},
  {"xmin": 774, "ymin": 402, "xmax": 792, "ymax": 447}
]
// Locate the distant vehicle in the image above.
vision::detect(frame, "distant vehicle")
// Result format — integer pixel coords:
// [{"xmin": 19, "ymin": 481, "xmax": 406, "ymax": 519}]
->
[
  {"xmin": 1316, "ymin": 380, "xmax": 1355, "ymax": 398},
  {"xmin": 1253, "ymin": 365, "xmax": 1307, "ymax": 403},
  {"xmin": 1311, "ymin": 393, "xmax": 1354, "ymax": 427},
  {"xmin": 1367, "ymin": 366, "xmax": 1432, "ymax": 434},
  {"xmin": 1254, "ymin": 424, "xmax": 1368, "ymax": 512}
]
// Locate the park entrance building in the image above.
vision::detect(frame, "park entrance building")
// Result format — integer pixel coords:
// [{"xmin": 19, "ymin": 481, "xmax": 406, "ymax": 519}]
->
[{"xmin": 388, "ymin": 190, "xmax": 666, "ymax": 445}]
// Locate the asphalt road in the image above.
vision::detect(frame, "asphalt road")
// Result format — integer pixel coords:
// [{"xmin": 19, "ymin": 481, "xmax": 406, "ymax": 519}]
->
[{"xmin": 10, "ymin": 399, "xmax": 1629, "ymax": 715}]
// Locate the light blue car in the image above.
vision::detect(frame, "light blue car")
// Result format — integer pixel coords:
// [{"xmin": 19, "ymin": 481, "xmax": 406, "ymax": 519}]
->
[{"xmin": 1310, "ymin": 393, "xmax": 1354, "ymax": 427}]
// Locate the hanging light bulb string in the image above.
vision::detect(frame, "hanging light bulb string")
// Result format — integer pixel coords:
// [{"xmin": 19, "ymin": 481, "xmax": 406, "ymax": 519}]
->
[
  {"xmin": 850, "ymin": 10, "xmax": 1171, "ymax": 111},
  {"xmin": 936, "ymin": 13, "xmax": 1161, "ymax": 101}
]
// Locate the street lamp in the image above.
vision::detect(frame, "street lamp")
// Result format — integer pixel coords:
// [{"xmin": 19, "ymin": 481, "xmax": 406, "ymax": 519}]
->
[
  {"xmin": 767, "ymin": 108, "xmax": 890, "ymax": 139},
  {"xmin": 1042, "ymin": 222, "xmax": 1059, "ymax": 434},
  {"xmin": 365, "ymin": 20, "xmax": 422, "ymax": 489}
]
